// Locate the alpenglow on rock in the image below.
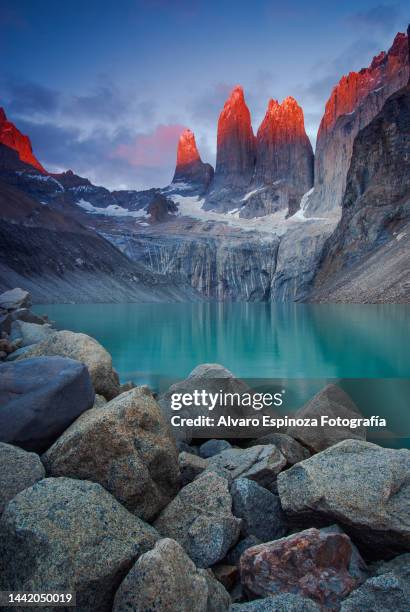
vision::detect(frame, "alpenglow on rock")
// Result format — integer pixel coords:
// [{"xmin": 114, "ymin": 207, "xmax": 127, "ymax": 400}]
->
[
  {"xmin": 0, "ymin": 108, "xmax": 45, "ymax": 173},
  {"xmin": 172, "ymin": 128, "xmax": 214, "ymax": 193},
  {"xmin": 305, "ymin": 30, "xmax": 409, "ymax": 217},
  {"xmin": 254, "ymin": 97, "xmax": 314, "ymax": 215}
]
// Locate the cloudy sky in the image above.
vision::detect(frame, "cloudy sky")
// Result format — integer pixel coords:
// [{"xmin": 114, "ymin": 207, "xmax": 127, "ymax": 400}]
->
[{"xmin": 1, "ymin": 0, "xmax": 408, "ymax": 190}]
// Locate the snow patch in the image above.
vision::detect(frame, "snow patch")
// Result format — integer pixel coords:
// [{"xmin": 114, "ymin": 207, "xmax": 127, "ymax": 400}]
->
[
  {"xmin": 16, "ymin": 172, "xmax": 64, "ymax": 191},
  {"xmin": 76, "ymin": 199, "xmax": 148, "ymax": 218}
]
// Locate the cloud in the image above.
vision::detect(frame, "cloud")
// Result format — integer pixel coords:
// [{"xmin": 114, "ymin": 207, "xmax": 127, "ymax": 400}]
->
[
  {"xmin": 113, "ymin": 124, "xmax": 185, "ymax": 168},
  {"xmin": 1, "ymin": 79, "xmax": 60, "ymax": 115},
  {"xmin": 346, "ymin": 3, "xmax": 403, "ymax": 34},
  {"xmin": 189, "ymin": 82, "xmax": 234, "ymax": 126}
]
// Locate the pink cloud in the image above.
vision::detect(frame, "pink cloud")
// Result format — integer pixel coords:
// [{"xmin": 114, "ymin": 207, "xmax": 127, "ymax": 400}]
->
[{"xmin": 113, "ymin": 123, "xmax": 186, "ymax": 168}]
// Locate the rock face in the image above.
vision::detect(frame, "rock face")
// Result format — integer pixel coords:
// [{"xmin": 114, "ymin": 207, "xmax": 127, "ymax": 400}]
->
[
  {"xmin": 10, "ymin": 319, "xmax": 54, "ymax": 347},
  {"xmin": 179, "ymin": 451, "xmax": 207, "ymax": 486},
  {"xmin": 0, "ymin": 356, "xmax": 95, "ymax": 452},
  {"xmin": 231, "ymin": 478, "xmax": 287, "ymax": 541},
  {"xmin": 212, "ymin": 86, "xmax": 256, "ymax": 189},
  {"xmin": 17, "ymin": 329, "xmax": 120, "ymax": 399},
  {"xmin": 172, "ymin": 129, "xmax": 214, "ymax": 193},
  {"xmin": 253, "ymin": 97, "xmax": 314, "ymax": 216},
  {"xmin": 240, "ymin": 528, "xmax": 361, "ymax": 608},
  {"xmin": 277, "ymin": 440, "xmax": 410, "ymax": 557},
  {"xmin": 0, "ymin": 478, "xmax": 159, "ymax": 612},
  {"xmin": 0, "ymin": 443, "xmax": 45, "ymax": 514},
  {"xmin": 199, "ymin": 439, "xmax": 232, "ymax": 458},
  {"xmin": 286, "ymin": 384, "xmax": 366, "ymax": 452},
  {"xmin": 0, "ymin": 108, "xmax": 46, "ymax": 173},
  {"xmin": 306, "ymin": 31, "xmax": 409, "ymax": 217},
  {"xmin": 154, "ymin": 471, "xmax": 241, "ymax": 567},
  {"xmin": 311, "ymin": 78, "xmax": 410, "ymax": 302},
  {"xmin": 42, "ymin": 387, "xmax": 180, "ymax": 521},
  {"xmin": 113, "ymin": 538, "xmax": 230, "ymax": 612},
  {"xmin": 341, "ymin": 554, "xmax": 410, "ymax": 611}
]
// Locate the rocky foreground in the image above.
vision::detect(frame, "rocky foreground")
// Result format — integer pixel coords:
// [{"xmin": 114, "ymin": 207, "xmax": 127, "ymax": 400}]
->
[{"xmin": 0, "ymin": 288, "xmax": 409, "ymax": 611}]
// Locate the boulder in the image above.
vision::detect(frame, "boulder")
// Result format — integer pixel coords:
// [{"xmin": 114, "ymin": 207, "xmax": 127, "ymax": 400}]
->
[
  {"xmin": 10, "ymin": 320, "xmax": 54, "ymax": 347},
  {"xmin": 240, "ymin": 528, "xmax": 362, "ymax": 608},
  {"xmin": 113, "ymin": 538, "xmax": 230, "ymax": 612},
  {"xmin": 231, "ymin": 478, "xmax": 287, "ymax": 541},
  {"xmin": 0, "ymin": 357, "xmax": 95, "ymax": 452},
  {"xmin": 179, "ymin": 451, "xmax": 207, "ymax": 486},
  {"xmin": 277, "ymin": 440, "xmax": 410, "ymax": 557},
  {"xmin": 200, "ymin": 439, "xmax": 232, "ymax": 458},
  {"xmin": 230, "ymin": 594, "xmax": 321, "ymax": 611},
  {"xmin": 42, "ymin": 387, "xmax": 180, "ymax": 521},
  {"xmin": 207, "ymin": 445, "xmax": 286, "ymax": 489},
  {"xmin": 154, "ymin": 471, "xmax": 241, "ymax": 567},
  {"xmin": 0, "ymin": 478, "xmax": 159, "ymax": 612},
  {"xmin": 12, "ymin": 308, "xmax": 48, "ymax": 325},
  {"xmin": 159, "ymin": 363, "xmax": 251, "ymax": 442},
  {"xmin": 0, "ymin": 288, "xmax": 31, "ymax": 310},
  {"xmin": 287, "ymin": 384, "xmax": 366, "ymax": 453},
  {"xmin": 16, "ymin": 329, "xmax": 120, "ymax": 399},
  {"xmin": 201, "ymin": 568, "xmax": 232, "ymax": 612},
  {"xmin": 341, "ymin": 554, "xmax": 410, "ymax": 611},
  {"xmin": 212, "ymin": 564, "xmax": 238, "ymax": 591},
  {"xmin": 248, "ymin": 432, "xmax": 310, "ymax": 465},
  {"xmin": 0, "ymin": 443, "xmax": 45, "ymax": 514}
]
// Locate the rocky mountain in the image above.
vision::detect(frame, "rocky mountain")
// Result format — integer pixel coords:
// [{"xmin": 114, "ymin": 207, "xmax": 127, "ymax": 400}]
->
[
  {"xmin": 310, "ymin": 52, "xmax": 410, "ymax": 302},
  {"xmin": 0, "ymin": 108, "xmax": 46, "ymax": 173},
  {"xmin": 205, "ymin": 88, "xmax": 313, "ymax": 218},
  {"xmin": 171, "ymin": 129, "xmax": 213, "ymax": 194},
  {"xmin": 204, "ymin": 86, "xmax": 256, "ymax": 211},
  {"xmin": 305, "ymin": 31, "xmax": 409, "ymax": 217}
]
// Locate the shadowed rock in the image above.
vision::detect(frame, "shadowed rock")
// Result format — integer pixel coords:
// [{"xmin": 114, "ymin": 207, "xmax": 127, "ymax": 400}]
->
[{"xmin": 0, "ymin": 443, "xmax": 45, "ymax": 514}]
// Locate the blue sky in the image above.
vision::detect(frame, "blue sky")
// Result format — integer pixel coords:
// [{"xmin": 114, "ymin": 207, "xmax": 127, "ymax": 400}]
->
[{"xmin": 1, "ymin": 0, "xmax": 408, "ymax": 189}]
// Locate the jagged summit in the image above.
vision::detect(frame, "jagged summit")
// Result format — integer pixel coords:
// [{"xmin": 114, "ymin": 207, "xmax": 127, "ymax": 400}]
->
[
  {"xmin": 0, "ymin": 107, "xmax": 46, "ymax": 173},
  {"xmin": 214, "ymin": 85, "xmax": 255, "ymax": 184},
  {"xmin": 172, "ymin": 128, "xmax": 213, "ymax": 192},
  {"xmin": 254, "ymin": 96, "xmax": 313, "ymax": 213}
]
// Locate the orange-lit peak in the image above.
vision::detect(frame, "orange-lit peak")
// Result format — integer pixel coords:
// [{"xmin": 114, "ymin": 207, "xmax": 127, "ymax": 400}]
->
[
  {"xmin": 258, "ymin": 96, "xmax": 306, "ymax": 139},
  {"xmin": 320, "ymin": 30, "xmax": 408, "ymax": 134},
  {"xmin": 176, "ymin": 128, "xmax": 201, "ymax": 168},
  {"xmin": 0, "ymin": 107, "xmax": 46, "ymax": 173},
  {"xmin": 218, "ymin": 85, "xmax": 254, "ymax": 135}
]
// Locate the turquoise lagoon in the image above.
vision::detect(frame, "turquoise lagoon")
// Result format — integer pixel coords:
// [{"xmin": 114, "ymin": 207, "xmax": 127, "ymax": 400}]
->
[{"xmin": 35, "ymin": 303, "xmax": 410, "ymax": 446}]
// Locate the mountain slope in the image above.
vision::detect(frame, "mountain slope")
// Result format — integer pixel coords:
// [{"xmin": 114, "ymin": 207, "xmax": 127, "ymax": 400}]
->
[{"xmin": 309, "ymin": 80, "xmax": 410, "ymax": 302}]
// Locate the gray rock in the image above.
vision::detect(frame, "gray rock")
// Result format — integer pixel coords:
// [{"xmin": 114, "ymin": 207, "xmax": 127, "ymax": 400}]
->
[
  {"xmin": 230, "ymin": 593, "xmax": 321, "ymax": 611},
  {"xmin": 0, "ymin": 443, "xmax": 45, "ymax": 514},
  {"xmin": 226, "ymin": 536, "xmax": 262, "ymax": 566},
  {"xmin": 16, "ymin": 329, "xmax": 120, "ymax": 399},
  {"xmin": 154, "ymin": 471, "xmax": 241, "ymax": 568},
  {"xmin": 0, "ymin": 288, "xmax": 31, "ymax": 310},
  {"xmin": 12, "ymin": 308, "xmax": 48, "ymax": 325},
  {"xmin": 201, "ymin": 567, "xmax": 232, "ymax": 611},
  {"xmin": 0, "ymin": 478, "xmax": 159, "ymax": 612},
  {"xmin": 5, "ymin": 345, "xmax": 33, "ymax": 361},
  {"xmin": 0, "ymin": 356, "xmax": 95, "ymax": 453},
  {"xmin": 286, "ymin": 384, "xmax": 366, "ymax": 453},
  {"xmin": 231, "ymin": 478, "xmax": 287, "ymax": 541},
  {"xmin": 207, "ymin": 445, "xmax": 286, "ymax": 489},
  {"xmin": 178, "ymin": 440, "xmax": 199, "ymax": 455},
  {"xmin": 92, "ymin": 393, "xmax": 107, "ymax": 409},
  {"xmin": 10, "ymin": 320, "xmax": 54, "ymax": 347},
  {"xmin": 179, "ymin": 451, "xmax": 207, "ymax": 486},
  {"xmin": 200, "ymin": 439, "xmax": 232, "ymax": 458},
  {"xmin": 248, "ymin": 433, "xmax": 310, "ymax": 465},
  {"xmin": 159, "ymin": 363, "xmax": 251, "ymax": 442},
  {"xmin": 277, "ymin": 440, "xmax": 410, "ymax": 557},
  {"xmin": 341, "ymin": 554, "xmax": 410, "ymax": 611},
  {"xmin": 113, "ymin": 538, "xmax": 230, "ymax": 612},
  {"xmin": 42, "ymin": 387, "xmax": 180, "ymax": 521}
]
